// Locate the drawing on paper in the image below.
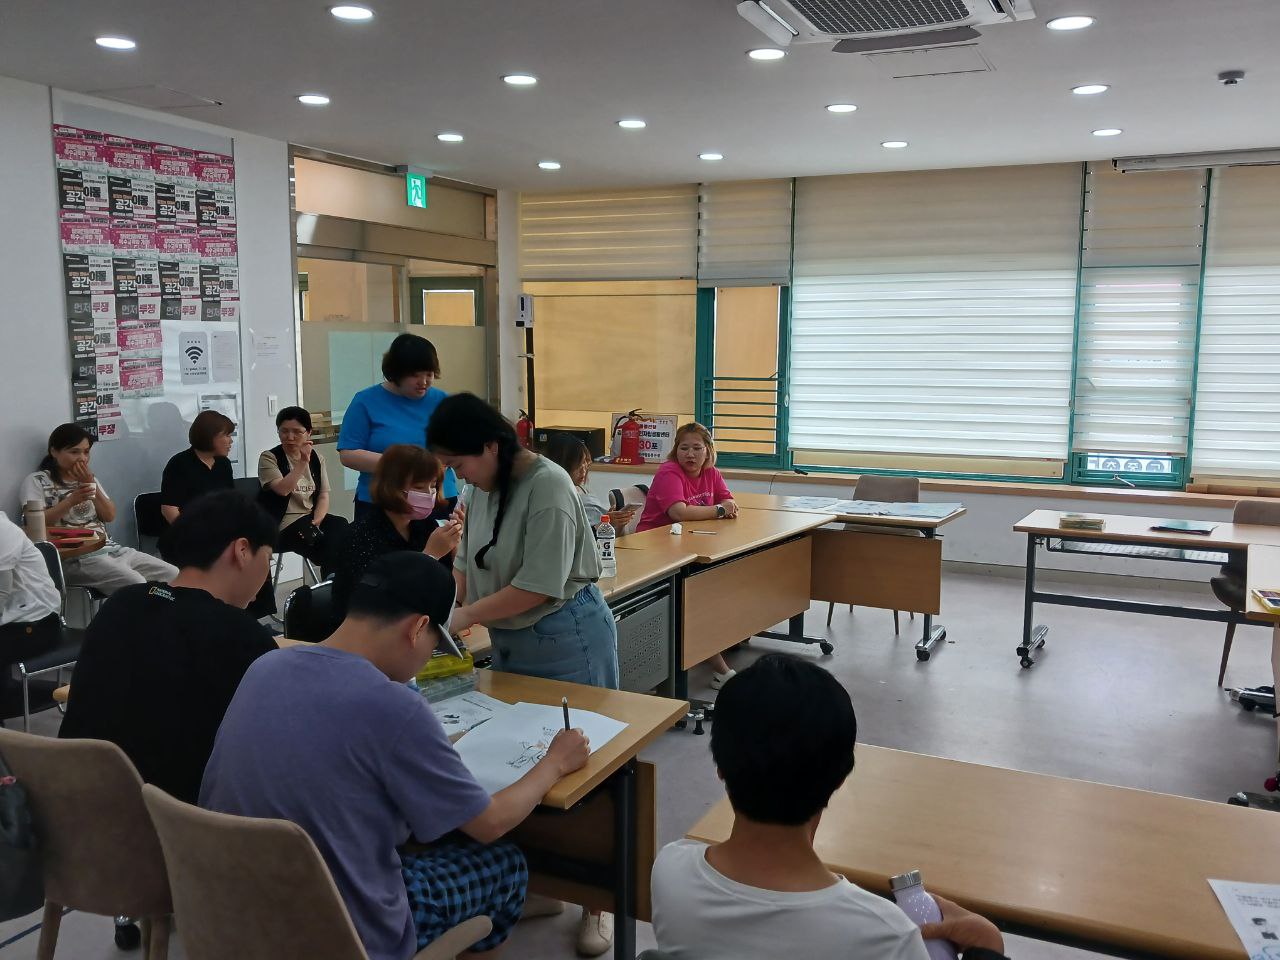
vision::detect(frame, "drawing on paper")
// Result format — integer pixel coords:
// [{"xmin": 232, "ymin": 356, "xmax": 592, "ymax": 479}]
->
[{"xmin": 510, "ymin": 727, "xmax": 559, "ymax": 770}]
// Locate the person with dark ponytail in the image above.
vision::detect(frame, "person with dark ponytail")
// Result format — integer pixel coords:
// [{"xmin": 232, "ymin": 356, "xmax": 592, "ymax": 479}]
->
[{"xmin": 429, "ymin": 394, "xmax": 620, "ymax": 955}]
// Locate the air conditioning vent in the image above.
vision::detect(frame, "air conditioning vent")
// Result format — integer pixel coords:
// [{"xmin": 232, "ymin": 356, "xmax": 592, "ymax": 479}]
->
[{"xmin": 738, "ymin": 0, "xmax": 1035, "ymax": 44}]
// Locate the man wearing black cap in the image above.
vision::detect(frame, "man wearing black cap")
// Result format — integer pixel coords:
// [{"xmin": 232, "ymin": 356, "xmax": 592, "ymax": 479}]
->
[{"xmin": 201, "ymin": 551, "xmax": 589, "ymax": 960}]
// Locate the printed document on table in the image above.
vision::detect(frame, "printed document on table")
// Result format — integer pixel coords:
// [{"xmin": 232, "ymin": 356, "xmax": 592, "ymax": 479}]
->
[
  {"xmin": 431, "ymin": 691, "xmax": 511, "ymax": 738},
  {"xmin": 454, "ymin": 701, "xmax": 627, "ymax": 794},
  {"xmin": 1209, "ymin": 879, "xmax": 1280, "ymax": 958}
]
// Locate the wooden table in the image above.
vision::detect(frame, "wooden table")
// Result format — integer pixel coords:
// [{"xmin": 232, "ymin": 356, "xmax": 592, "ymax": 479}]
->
[
  {"xmin": 1012, "ymin": 509, "xmax": 1263, "ymax": 669},
  {"xmin": 477, "ymin": 672, "xmax": 686, "ymax": 960},
  {"xmin": 688, "ymin": 745, "xmax": 1273, "ymax": 960}
]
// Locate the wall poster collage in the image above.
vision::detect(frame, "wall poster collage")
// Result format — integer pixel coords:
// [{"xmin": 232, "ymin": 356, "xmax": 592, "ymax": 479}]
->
[{"xmin": 54, "ymin": 124, "xmax": 241, "ymax": 441}]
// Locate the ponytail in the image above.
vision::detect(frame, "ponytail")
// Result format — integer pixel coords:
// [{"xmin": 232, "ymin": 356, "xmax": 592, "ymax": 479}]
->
[{"xmin": 425, "ymin": 393, "xmax": 525, "ymax": 571}]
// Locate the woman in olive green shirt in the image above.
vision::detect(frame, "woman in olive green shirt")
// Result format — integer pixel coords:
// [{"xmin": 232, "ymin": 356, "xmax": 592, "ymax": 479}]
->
[{"xmin": 428, "ymin": 394, "xmax": 619, "ymax": 689}]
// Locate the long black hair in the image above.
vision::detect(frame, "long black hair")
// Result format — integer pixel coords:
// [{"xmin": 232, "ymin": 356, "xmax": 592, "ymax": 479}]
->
[
  {"xmin": 40, "ymin": 423, "xmax": 94, "ymax": 484},
  {"xmin": 426, "ymin": 393, "xmax": 521, "ymax": 570},
  {"xmin": 543, "ymin": 432, "xmax": 590, "ymax": 484}
]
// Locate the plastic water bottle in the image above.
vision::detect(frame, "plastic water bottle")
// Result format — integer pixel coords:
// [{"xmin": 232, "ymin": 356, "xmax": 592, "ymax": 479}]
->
[
  {"xmin": 889, "ymin": 870, "xmax": 958, "ymax": 960},
  {"xmin": 595, "ymin": 515, "xmax": 617, "ymax": 578}
]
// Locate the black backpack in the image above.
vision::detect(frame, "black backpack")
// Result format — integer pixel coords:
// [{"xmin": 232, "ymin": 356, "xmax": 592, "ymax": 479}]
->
[
  {"xmin": 0, "ymin": 752, "xmax": 43, "ymax": 922},
  {"xmin": 256, "ymin": 445, "xmax": 324, "ymax": 525}
]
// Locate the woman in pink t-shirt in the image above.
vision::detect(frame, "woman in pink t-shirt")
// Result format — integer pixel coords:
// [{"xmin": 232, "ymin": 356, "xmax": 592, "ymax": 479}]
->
[{"xmin": 636, "ymin": 423, "xmax": 740, "ymax": 687}]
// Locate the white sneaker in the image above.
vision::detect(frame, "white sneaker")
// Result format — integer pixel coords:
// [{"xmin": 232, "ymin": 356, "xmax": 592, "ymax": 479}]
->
[
  {"xmin": 576, "ymin": 907, "xmax": 614, "ymax": 957},
  {"xmin": 710, "ymin": 668, "xmax": 737, "ymax": 691},
  {"xmin": 519, "ymin": 893, "xmax": 565, "ymax": 920}
]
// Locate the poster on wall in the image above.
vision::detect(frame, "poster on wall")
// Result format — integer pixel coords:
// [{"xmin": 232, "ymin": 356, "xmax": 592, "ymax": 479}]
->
[
  {"xmin": 608, "ymin": 412, "xmax": 679, "ymax": 463},
  {"xmin": 52, "ymin": 124, "xmax": 240, "ymax": 439}
]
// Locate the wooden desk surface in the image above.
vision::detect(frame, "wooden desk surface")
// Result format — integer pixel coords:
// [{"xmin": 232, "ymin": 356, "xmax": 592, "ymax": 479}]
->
[
  {"xmin": 733, "ymin": 492, "xmax": 965, "ymax": 529},
  {"xmin": 618, "ymin": 508, "xmax": 833, "ymax": 564},
  {"xmin": 601, "ymin": 538, "xmax": 698, "ymax": 601},
  {"xmin": 1016, "ymin": 508, "xmax": 1280, "ymax": 551},
  {"xmin": 688, "ymin": 746, "xmax": 1271, "ymax": 960},
  {"xmin": 476, "ymin": 671, "xmax": 685, "ymax": 810},
  {"xmin": 1246, "ymin": 544, "xmax": 1280, "ymax": 623}
]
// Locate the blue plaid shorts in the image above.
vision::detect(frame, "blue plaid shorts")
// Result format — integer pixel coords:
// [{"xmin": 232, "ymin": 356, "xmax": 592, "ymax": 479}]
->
[{"xmin": 401, "ymin": 836, "xmax": 527, "ymax": 952}]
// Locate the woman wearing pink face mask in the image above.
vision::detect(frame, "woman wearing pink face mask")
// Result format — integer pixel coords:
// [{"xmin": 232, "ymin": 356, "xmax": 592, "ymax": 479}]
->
[{"xmin": 330, "ymin": 444, "xmax": 463, "ymax": 620}]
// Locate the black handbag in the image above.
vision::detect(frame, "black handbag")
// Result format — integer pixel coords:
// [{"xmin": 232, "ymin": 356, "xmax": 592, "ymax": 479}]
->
[{"xmin": 0, "ymin": 752, "xmax": 44, "ymax": 922}]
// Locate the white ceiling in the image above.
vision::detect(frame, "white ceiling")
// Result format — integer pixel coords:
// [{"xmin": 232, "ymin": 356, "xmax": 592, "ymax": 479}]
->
[{"xmin": 2, "ymin": 0, "xmax": 1279, "ymax": 191}]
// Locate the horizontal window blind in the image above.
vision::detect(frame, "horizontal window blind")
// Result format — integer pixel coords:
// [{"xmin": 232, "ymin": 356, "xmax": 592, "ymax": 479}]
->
[
  {"xmin": 1193, "ymin": 166, "xmax": 1280, "ymax": 480},
  {"xmin": 697, "ymin": 179, "xmax": 793, "ymax": 286},
  {"xmin": 790, "ymin": 164, "xmax": 1081, "ymax": 464},
  {"xmin": 1072, "ymin": 163, "xmax": 1206, "ymax": 456},
  {"xmin": 519, "ymin": 186, "xmax": 697, "ymax": 281}
]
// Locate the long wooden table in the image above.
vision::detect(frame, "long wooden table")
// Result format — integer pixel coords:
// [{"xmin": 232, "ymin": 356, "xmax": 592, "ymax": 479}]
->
[
  {"xmin": 1012, "ymin": 509, "xmax": 1269, "ymax": 669},
  {"xmin": 477, "ymin": 672, "xmax": 686, "ymax": 960},
  {"xmin": 688, "ymin": 745, "xmax": 1274, "ymax": 960}
]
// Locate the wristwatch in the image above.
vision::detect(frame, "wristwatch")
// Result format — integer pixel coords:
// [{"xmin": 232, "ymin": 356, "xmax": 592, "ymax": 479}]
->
[{"xmin": 715, "ymin": 504, "xmax": 727, "ymax": 519}]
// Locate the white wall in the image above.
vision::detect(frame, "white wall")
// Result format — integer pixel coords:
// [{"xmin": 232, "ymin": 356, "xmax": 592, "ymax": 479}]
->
[
  {"xmin": 495, "ymin": 189, "xmax": 522, "ymax": 418},
  {"xmin": 587, "ymin": 468, "xmax": 1234, "ymax": 583},
  {"xmin": 0, "ymin": 76, "xmax": 297, "ymax": 544}
]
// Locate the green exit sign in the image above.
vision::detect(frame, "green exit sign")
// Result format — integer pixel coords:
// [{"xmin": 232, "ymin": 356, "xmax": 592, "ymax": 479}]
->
[{"xmin": 405, "ymin": 171, "xmax": 428, "ymax": 209}]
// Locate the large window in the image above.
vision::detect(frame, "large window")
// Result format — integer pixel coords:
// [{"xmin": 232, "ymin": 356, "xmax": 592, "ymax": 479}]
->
[{"xmin": 789, "ymin": 165, "xmax": 1082, "ymax": 479}]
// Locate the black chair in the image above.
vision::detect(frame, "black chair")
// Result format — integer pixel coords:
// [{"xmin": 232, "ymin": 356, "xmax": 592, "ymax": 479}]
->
[
  {"xmin": 12, "ymin": 543, "xmax": 85, "ymax": 731},
  {"xmin": 281, "ymin": 580, "xmax": 339, "ymax": 643},
  {"xmin": 233, "ymin": 476, "xmax": 262, "ymax": 499},
  {"xmin": 133, "ymin": 491, "xmax": 166, "ymax": 554}
]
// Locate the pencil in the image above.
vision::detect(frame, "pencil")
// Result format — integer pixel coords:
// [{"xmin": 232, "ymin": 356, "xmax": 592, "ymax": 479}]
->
[{"xmin": 562, "ymin": 696, "xmax": 570, "ymax": 731}]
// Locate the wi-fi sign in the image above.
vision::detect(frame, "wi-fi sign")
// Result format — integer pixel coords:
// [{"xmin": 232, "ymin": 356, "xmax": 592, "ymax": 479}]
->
[{"xmin": 184, "ymin": 344, "xmax": 204, "ymax": 363}]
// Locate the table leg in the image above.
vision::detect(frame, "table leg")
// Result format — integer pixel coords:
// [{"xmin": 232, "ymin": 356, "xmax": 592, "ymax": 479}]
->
[
  {"xmin": 1273, "ymin": 623, "xmax": 1280, "ymax": 767},
  {"xmin": 1018, "ymin": 534, "xmax": 1048, "ymax": 668},
  {"xmin": 757, "ymin": 613, "xmax": 834, "ymax": 655},
  {"xmin": 611, "ymin": 760, "xmax": 637, "ymax": 960},
  {"xmin": 914, "ymin": 529, "xmax": 946, "ymax": 662}
]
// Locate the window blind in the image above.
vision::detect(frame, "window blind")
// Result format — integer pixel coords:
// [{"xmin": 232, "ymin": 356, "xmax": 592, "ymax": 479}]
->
[
  {"xmin": 519, "ymin": 186, "xmax": 698, "ymax": 281},
  {"xmin": 789, "ymin": 164, "xmax": 1081, "ymax": 466},
  {"xmin": 1193, "ymin": 166, "xmax": 1280, "ymax": 480},
  {"xmin": 1071, "ymin": 163, "xmax": 1207, "ymax": 456},
  {"xmin": 697, "ymin": 179, "xmax": 793, "ymax": 286}
]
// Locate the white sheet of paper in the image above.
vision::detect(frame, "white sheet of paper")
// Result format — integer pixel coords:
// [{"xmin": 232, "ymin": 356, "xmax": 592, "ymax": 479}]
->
[
  {"xmin": 431, "ymin": 691, "xmax": 511, "ymax": 738},
  {"xmin": 454, "ymin": 701, "xmax": 628, "ymax": 795},
  {"xmin": 1209, "ymin": 879, "xmax": 1280, "ymax": 957}
]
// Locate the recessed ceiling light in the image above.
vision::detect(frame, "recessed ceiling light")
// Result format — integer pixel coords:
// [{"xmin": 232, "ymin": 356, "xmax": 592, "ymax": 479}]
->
[
  {"xmin": 329, "ymin": 5, "xmax": 374, "ymax": 21},
  {"xmin": 1092, "ymin": 127, "xmax": 1123, "ymax": 137},
  {"xmin": 95, "ymin": 36, "xmax": 136, "ymax": 50},
  {"xmin": 503, "ymin": 74, "xmax": 538, "ymax": 86},
  {"xmin": 297, "ymin": 94, "xmax": 330, "ymax": 105},
  {"xmin": 617, "ymin": 118, "xmax": 647, "ymax": 129},
  {"xmin": 1072, "ymin": 83, "xmax": 1109, "ymax": 95},
  {"xmin": 699, "ymin": 152, "xmax": 724, "ymax": 161},
  {"xmin": 1047, "ymin": 15, "xmax": 1095, "ymax": 30},
  {"xmin": 436, "ymin": 132, "xmax": 464, "ymax": 142},
  {"xmin": 826, "ymin": 103, "xmax": 857, "ymax": 113},
  {"xmin": 748, "ymin": 47, "xmax": 786, "ymax": 60},
  {"xmin": 881, "ymin": 140, "xmax": 908, "ymax": 149},
  {"xmin": 538, "ymin": 161, "xmax": 561, "ymax": 170}
]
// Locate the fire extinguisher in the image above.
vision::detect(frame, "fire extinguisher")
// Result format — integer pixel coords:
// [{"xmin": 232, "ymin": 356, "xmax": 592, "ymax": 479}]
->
[
  {"xmin": 515, "ymin": 409, "xmax": 534, "ymax": 450},
  {"xmin": 613, "ymin": 409, "xmax": 643, "ymax": 464}
]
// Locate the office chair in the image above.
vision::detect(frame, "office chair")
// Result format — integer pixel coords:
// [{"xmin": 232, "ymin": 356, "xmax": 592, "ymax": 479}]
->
[
  {"xmin": 282, "ymin": 579, "xmax": 339, "ymax": 643},
  {"xmin": 133, "ymin": 491, "xmax": 166, "ymax": 554},
  {"xmin": 10, "ymin": 542, "xmax": 86, "ymax": 731},
  {"xmin": 1211, "ymin": 499, "xmax": 1280, "ymax": 686},
  {"xmin": 827, "ymin": 474, "xmax": 920, "ymax": 634}
]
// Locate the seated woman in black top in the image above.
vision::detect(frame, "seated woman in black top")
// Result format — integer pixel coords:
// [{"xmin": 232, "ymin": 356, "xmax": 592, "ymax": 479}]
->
[
  {"xmin": 330, "ymin": 444, "xmax": 462, "ymax": 620},
  {"xmin": 160, "ymin": 410, "xmax": 235, "ymax": 524},
  {"xmin": 257, "ymin": 406, "xmax": 348, "ymax": 576}
]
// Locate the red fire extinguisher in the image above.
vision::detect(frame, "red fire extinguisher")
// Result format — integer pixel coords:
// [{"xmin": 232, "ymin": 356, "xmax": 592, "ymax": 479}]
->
[
  {"xmin": 515, "ymin": 409, "xmax": 534, "ymax": 450},
  {"xmin": 613, "ymin": 409, "xmax": 643, "ymax": 465}
]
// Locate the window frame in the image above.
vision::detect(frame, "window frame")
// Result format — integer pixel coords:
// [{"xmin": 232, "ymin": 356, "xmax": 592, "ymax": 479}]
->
[{"xmin": 409, "ymin": 276, "xmax": 484, "ymax": 327}]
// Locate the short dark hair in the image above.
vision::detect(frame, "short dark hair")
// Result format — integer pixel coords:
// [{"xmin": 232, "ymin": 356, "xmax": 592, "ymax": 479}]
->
[
  {"xmin": 710, "ymin": 654, "xmax": 857, "ymax": 825},
  {"xmin": 370, "ymin": 445, "xmax": 443, "ymax": 515},
  {"xmin": 40, "ymin": 423, "xmax": 95, "ymax": 481},
  {"xmin": 543, "ymin": 433, "xmax": 591, "ymax": 480},
  {"xmin": 158, "ymin": 490, "xmax": 278, "ymax": 570},
  {"xmin": 189, "ymin": 410, "xmax": 236, "ymax": 452},
  {"xmin": 381, "ymin": 333, "xmax": 441, "ymax": 383},
  {"xmin": 275, "ymin": 406, "xmax": 312, "ymax": 431}
]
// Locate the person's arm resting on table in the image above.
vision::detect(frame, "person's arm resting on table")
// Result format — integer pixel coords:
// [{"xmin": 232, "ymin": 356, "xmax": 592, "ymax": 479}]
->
[{"xmin": 460, "ymin": 729, "xmax": 590, "ymax": 843}]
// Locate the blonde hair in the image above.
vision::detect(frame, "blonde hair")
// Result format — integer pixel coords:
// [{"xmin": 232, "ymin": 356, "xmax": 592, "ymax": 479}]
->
[{"xmin": 668, "ymin": 422, "xmax": 716, "ymax": 470}]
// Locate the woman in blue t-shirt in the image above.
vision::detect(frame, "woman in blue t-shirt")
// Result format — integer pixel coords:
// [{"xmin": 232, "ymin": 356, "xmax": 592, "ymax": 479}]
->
[{"xmin": 337, "ymin": 333, "xmax": 459, "ymax": 522}]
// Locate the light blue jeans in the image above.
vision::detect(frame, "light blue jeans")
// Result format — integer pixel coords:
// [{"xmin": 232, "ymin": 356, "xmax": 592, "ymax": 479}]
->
[{"xmin": 488, "ymin": 585, "xmax": 619, "ymax": 690}]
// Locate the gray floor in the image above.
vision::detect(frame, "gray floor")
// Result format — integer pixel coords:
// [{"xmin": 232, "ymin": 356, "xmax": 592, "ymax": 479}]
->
[{"xmin": 3, "ymin": 565, "xmax": 1275, "ymax": 959}]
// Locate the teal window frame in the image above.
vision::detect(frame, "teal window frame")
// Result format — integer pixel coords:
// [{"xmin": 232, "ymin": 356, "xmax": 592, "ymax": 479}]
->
[
  {"xmin": 695, "ymin": 285, "xmax": 792, "ymax": 470},
  {"xmin": 1069, "ymin": 452, "xmax": 1187, "ymax": 488}
]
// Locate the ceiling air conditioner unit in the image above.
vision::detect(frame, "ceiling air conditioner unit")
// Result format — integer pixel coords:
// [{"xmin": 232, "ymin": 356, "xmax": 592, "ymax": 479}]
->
[{"xmin": 737, "ymin": 0, "xmax": 1035, "ymax": 51}]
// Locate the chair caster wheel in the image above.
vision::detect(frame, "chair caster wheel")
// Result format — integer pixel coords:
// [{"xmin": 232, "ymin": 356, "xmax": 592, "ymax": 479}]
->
[
  {"xmin": 1228, "ymin": 792, "xmax": 1249, "ymax": 806},
  {"xmin": 1241, "ymin": 699, "xmax": 1258, "ymax": 711},
  {"xmin": 819, "ymin": 642, "xmax": 834, "ymax": 655},
  {"xmin": 1020, "ymin": 657, "xmax": 1033, "ymax": 669},
  {"xmin": 916, "ymin": 649, "xmax": 930, "ymax": 662},
  {"xmin": 674, "ymin": 718, "xmax": 686, "ymax": 730},
  {"xmin": 693, "ymin": 719, "xmax": 705, "ymax": 735},
  {"xmin": 114, "ymin": 922, "xmax": 141, "ymax": 950}
]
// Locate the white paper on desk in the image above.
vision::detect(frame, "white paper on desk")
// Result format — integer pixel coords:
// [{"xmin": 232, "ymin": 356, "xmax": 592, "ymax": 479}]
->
[
  {"xmin": 431, "ymin": 692, "xmax": 511, "ymax": 737},
  {"xmin": 884, "ymin": 502, "xmax": 963, "ymax": 520},
  {"xmin": 1209, "ymin": 879, "xmax": 1280, "ymax": 958},
  {"xmin": 454, "ymin": 701, "xmax": 627, "ymax": 794},
  {"xmin": 780, "ymin": 496, "xmax": 839, "ymax": 511},
  {"xmin": 830, "ymin": 499, "xmax": 891, "ymax": 516}
]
